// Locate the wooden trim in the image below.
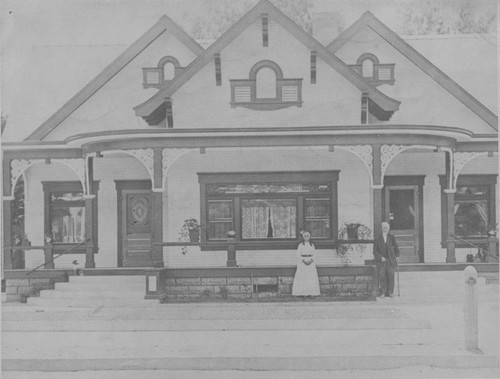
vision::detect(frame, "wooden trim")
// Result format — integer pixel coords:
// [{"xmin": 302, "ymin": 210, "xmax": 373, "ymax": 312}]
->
[
  {"xmin": 310, "ymin": 51, "xmax": 317, "ymax": 84},
  {"xmin": 133, "ymin": 0, "xmax": 400, "ymax": 121},
  {"xmin": 166, "ymin": 98, "xmax": 173, "ymax": 128},
  {"xmin": 328, "ymin": 11, "xmax": 497, "ymax": 131},
  {"xmin": 262, "ymin": 13, "xmax": 268, "ymax": 47},
  {"xmin": 2, "ymin": 149, "xmax": 83, "ymax": 160},
  {"xmin": 82, "ymin": 133, "xmax": 460, "ymax": 154},
  {"xmin": 214, "ymin": 54, "xmax": 222, "ymax": 86}
]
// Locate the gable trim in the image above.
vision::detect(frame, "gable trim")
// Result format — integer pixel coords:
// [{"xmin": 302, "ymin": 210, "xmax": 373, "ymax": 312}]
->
[
  {"xmin": 134, "ymin": 0, "xmax": 400, "ymax": 121},
  {"xmin": 25, "ymin": 15, "xmax": 204, "ymax": 141},
  {"xmin": 327, "ymin": 12, "xmax": 498, "ymax": 131}
]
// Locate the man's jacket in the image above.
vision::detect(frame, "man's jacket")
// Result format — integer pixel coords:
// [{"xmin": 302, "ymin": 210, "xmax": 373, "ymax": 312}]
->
[{"xmin": 373, "ymin": 233, "xmax": 400, "ymax": 267}]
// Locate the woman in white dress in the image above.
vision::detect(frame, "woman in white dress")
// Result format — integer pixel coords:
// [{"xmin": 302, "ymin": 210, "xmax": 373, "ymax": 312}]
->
[{"xmin": 292, "ymin": 231, "xmax": 320, "ymax": 297}]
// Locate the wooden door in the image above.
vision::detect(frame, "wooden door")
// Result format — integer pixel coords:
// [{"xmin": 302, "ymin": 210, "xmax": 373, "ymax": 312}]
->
[
  {"xmin": 385, "ymin": 186, "xmax": 420, "ymax": 263},
  {"xmin": 120, "ymin": 190, "xmax": 153, "ymax": 267}
]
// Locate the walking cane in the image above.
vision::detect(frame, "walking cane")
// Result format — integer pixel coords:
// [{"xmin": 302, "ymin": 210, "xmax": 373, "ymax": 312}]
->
[{"xmin": 396, "ymin": 260, "xmax": 400, "ymax": 297}]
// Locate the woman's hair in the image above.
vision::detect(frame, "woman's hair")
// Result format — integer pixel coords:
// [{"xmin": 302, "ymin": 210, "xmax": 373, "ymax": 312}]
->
[{"xmin": 299, "ymin": 230, "xmax": 314, "ymax": 247}]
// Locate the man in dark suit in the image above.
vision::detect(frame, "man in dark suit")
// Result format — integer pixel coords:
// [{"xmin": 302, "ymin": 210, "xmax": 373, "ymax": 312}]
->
[{"xmin": 373, "ymin": 221, "xmax": 400, "ymax": 298}]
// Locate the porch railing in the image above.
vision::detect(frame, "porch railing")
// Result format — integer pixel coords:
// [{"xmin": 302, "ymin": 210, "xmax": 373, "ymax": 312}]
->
[
  {"xmin": 3, "ymin": 239, "xmax": 90, "ymax": 274},
  {"xmin": 449, "ymin": 234, "xmax": 499, "ymax": 262}
]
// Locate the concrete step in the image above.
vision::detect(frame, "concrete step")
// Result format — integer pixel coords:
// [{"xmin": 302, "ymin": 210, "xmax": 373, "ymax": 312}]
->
[
  {"xmin": 68, "ymin": 276, "xmax": 145, "ymax": 284},
  {"xmin": 39, "ymin": 290, "xmax": 145, "ymax": 299},
  {"xmin": 2, "ymin": 318, "xmax": 431, "ymax": 332},
  {"xmin": 26, "ymin": 297, "xmax": 157, "ymax": 308},
  {"xmin": 54, "ymin": 283, "xmax": 145, "ymax": 292}
]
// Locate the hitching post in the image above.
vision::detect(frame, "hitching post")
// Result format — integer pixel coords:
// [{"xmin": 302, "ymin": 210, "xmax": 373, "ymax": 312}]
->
[
  {"xmin": 464, "ymin": 266, "xmax": 480, "ymax": 352},
  {"xmin": 226, "ymin": 231, "xmax": 237, "ymax": 267}
]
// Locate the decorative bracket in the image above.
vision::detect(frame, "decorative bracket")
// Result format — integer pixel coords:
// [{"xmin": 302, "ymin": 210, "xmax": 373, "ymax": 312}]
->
[
  {"xmin": 9, "ymin": 159, "xmax": 44, "ymax": 198},
  {"xmin": 338, "ymin": 145, "xmax": 373, "ymax": 185},
  {"xmin": 127, "ymin": 148, "xmax": 155, "ymax": 184},
  {"xmin": 453, "ymin": 152, "xmax": 488, "ymax": 189}
]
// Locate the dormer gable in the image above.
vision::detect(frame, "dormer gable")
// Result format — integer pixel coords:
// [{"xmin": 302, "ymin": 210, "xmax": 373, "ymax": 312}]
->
[{"xmin": 134, "ymin": 0, "xmax": 400, "ymax": 126}]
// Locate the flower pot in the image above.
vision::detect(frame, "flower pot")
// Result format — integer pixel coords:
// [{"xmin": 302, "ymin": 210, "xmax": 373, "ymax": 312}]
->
[
  {"xmin": 189, "ymin": 229, "xmax": 200, "ymax": 243},
  {"xmin": 346, "ymin": 224, "xmax": 359, "ymax": 240}
]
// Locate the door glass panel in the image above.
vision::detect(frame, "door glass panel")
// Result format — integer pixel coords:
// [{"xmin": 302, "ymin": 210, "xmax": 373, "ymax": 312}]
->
[
  {"xmin": 127, "ymin": 194, "xmax": 151, "ymax": 234},
  {"xmin": 389, "ymin": 190, "xmax": 415, "ymax": 230}
]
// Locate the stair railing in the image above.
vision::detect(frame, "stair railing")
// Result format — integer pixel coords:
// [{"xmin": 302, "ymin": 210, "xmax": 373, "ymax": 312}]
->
[
  {"xmin": 27, "ymin": 239, "xmax": 90, "ymax": 276},
  {"xmin": 449, "ymin": 234, "xmax": 499, "ymax": 261}
]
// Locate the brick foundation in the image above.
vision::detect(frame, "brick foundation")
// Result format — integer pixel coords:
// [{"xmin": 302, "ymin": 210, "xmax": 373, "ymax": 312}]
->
[{"xmin": 159, "ymin": 266, "xmax": 376, "ymax": 302}]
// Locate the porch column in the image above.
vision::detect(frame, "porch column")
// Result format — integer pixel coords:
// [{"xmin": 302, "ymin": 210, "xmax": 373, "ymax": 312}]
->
[
  {"xmin": 151, "ymin": 148, "xmax": 164, "ymax": 267},
  {"xmin": 2, "ymin": 157, "xmax": 13, "ymax": 270},
  {"xmin": 84, "ymin": 156, "xmax": 96, "ymax": 268},
  {"xmin": 444, "ymin": 150, "xmax": 456, "ymax": 263},
  {"xmin": 372, "ymin": 144, "xmax": 383, "ymax": 237}
]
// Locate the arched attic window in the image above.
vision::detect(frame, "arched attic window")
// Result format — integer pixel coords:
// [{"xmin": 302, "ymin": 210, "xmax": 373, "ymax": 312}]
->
[
  {"xmin": 142, "ymin": 56, "xmax": 183, "ymax": 89},
  {"xmin": 349, "ymin": 53, "xmax": 395, "ymax": 87},
  {"xmin": 230, "ymin": 60, "xmax": 302, "ymax": 110}
]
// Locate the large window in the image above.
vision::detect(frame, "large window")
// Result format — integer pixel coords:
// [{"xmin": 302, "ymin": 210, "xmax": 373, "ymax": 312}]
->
[
  {"xmin": 440, "ymin": 175, "xmax": 496, "ymax": 245},
  {"xmin": 199, "ymin": 172, "xmax": 339, "ymax": 250},
  {"xmin": 43, "ymin": 181, "xmax": 98, "ymax": 252}
]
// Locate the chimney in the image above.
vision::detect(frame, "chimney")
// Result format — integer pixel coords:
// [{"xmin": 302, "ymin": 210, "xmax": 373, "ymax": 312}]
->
[{"xmin": 312, "ymin": 12, "xmax": 345, "ymax": 46}]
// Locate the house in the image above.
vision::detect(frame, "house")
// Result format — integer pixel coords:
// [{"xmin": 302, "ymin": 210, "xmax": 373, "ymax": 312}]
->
[{"xmin": 2, "ymin": 0, "xmax": 498, "ymax": 280}]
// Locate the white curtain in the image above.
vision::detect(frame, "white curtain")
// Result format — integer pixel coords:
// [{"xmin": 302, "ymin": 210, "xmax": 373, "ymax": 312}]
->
[{"xmin": 271, "ymin": 205, "xmax": 296, "ymax": 238}]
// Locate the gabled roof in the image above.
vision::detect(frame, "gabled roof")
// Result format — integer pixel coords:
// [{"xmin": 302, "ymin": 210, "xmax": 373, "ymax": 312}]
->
[
  {"xmin": 327, "ymin": 11, "xmax": 498, "ymax": 131},
  {"xmin": 25, "ymin": 15, "xmax": 204, "ymax": 141},
  {"xmin": 134, "ymin": 0, "xmax": 400, "ymax": 122}
]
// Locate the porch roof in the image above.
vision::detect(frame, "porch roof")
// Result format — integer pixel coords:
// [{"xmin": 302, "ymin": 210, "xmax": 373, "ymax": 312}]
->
[{"xmin": 2, "ymin": 124, "xmax": 497, "ymax": 158}]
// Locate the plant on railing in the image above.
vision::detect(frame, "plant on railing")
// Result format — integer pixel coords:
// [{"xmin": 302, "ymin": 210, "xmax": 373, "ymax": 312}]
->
[
  {"xmin": 337, "ymin": 222, "xmax": 372, "ymax": 265},
  {"xmin": 178, "ymin": 218, "xmax": 201, "ymax": 255}
]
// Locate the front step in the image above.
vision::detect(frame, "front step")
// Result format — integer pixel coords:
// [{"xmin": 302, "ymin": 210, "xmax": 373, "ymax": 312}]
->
[{"xmin": 26, "ymin": 275, "xmax": 148, "ymax": 308}]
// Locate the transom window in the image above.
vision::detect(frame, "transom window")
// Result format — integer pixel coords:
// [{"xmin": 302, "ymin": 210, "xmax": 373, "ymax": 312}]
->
[{"xmin": 199, "ymin": 172, "xmax": 339, "ymax": 250}]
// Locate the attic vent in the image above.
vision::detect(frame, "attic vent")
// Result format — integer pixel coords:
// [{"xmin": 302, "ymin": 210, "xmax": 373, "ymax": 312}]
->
[
  {"xmin": 262, "ymin": 14, "xmax": 269, "ymax": 47},
  {"xmin": 281, "ymin": 86, "xmax": 298, "ymax": 102},
  {"xmin": 234, "ymin": 86, "xmax": 251, "ymax": 102}
]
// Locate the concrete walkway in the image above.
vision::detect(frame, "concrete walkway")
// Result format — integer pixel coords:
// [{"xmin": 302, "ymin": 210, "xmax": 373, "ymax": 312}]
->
[{"xmin": 2, "ymin": 271, "xmax": 499, "ymax": 378}]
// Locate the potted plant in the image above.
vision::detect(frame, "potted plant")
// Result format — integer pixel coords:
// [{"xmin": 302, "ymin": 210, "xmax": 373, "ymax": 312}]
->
[
  {"xmin": 337, "ymin": 222, "xmax": 372, "ymax": 265},
  {"xmin": 179, "ymin": 219, "xmax": 201, "ymax": 243},
  {"xmin": 178, "ymin": 219, "xmax": 202, "ymax": 255}
]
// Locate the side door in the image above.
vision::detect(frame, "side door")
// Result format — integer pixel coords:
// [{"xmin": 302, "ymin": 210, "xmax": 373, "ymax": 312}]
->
[
  {"xmin": 120, "ymin": 189, "xmax": 153, "ymax": 267},
  {"xmin": 385, "ymin": 186, "xmax": 420, "ymax": 263}
]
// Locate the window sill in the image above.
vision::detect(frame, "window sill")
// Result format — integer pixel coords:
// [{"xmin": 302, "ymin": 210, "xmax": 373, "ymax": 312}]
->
[{"xmin": 230, "ymin": 101, "xmax": 302, "ymax": 111}]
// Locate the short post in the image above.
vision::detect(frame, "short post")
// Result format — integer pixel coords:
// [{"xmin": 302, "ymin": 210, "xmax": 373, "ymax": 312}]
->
[
  {"xmin": 487, "ymin": 235, "xmax": 498, "ymax": 262},
  {"xmin": 464, "ymin": 266, "xmax": 480, "ymax": 353},
  {"xmin": 44, "ymin": 242, "xmax": 54, "ymax": 269},
  {"xmin": 226, "ymin": 230, "xmax": 237, "ymax": 267}
]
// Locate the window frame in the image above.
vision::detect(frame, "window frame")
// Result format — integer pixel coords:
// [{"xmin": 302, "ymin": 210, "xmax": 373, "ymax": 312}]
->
[
  {"xmin": 198, "ymin": 171, "xmax": 339, "ymax": 250},
  {"xmin": 43, "ymin": 181, "xmax": 99, "ymax": 254},
  {"xmin": 439, "ymin": 175, "xmax": 497, "ymax": 247}
]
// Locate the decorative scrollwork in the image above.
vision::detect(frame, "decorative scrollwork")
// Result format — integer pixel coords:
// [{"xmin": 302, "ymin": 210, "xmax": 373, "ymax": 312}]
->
[
  {"xmin": 381, "ymin": 144, "xmax": 408, "ymax": 176},
  {"xmin": 128, "ymin": 148, "xmax": 155, "ymax": 182},
  {"xmin": 10, "ymin": 159, "xmax": 43, "ymax": 195},
  {"xmin": 57, "ymin": 159, "xmax": 86, "ymax": 191},
  {"xmin": 453, "ymin": 152, "xmax": 487, "ymax": 188},
  {"xmin": 340, "ymin": 145, "xmax": 373, "ymax": 185}
]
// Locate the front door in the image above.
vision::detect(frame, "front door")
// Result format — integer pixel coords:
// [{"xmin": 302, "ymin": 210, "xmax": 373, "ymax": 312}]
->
[
  {"xmin": 385, "ymin": 186, "xmax": 420, "ymax": 263},
  {"xmin": 120, "ymin": 189, "xmax": 153, "ymax": 267}
]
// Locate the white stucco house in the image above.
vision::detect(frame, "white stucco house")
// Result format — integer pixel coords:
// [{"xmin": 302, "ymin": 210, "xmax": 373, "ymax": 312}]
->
[{"xmin": 2, "ymin": 0, "xmax": 497, "ymax": 278}]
